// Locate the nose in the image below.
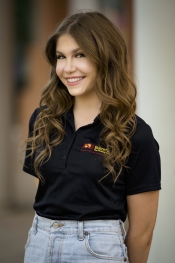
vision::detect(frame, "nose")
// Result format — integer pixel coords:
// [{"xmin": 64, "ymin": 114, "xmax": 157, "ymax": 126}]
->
[{"xmin": 64, "ymin": 58, "xmax": 76, "ymax": 73}]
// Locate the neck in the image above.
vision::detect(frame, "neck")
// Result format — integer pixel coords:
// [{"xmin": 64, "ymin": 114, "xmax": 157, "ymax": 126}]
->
[
  {"xmin": 73, "ymin": 95, "xmax": 101, "ymax": 131},
  {"xmin": 73, "ymin": 95, "xmax": 101, "ymax": 116}
]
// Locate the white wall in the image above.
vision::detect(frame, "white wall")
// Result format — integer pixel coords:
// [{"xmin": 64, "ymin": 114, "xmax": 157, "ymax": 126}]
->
[{"xmin": 133, "ymin": 0, "xmax": 175, "ymax": 262}]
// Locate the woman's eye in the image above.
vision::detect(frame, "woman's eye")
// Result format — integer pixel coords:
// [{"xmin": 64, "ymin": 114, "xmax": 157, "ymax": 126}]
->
[
  {"xmin": 76, "ymin": 53, "xmax": 85, "ymax": 58},
  {"xmin": 56, "ymin": 55, "xmax": 65, "ymax": 60}
]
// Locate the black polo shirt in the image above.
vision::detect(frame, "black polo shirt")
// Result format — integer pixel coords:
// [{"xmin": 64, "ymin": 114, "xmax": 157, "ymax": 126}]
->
[{"xmin": 23, "ymin": 108, "xmax": 161, "ymax": 221}]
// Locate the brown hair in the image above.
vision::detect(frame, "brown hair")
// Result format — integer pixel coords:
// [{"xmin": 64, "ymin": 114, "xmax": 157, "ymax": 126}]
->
[{"xmin": 23, "ymin": 11, "xmax": 136, "ymax": 183}]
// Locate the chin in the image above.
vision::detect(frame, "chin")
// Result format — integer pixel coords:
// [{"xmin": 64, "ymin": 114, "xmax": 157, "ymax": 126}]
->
[{"xmin": 67, "ymin": 89, "xmax": 84, "ymax": 97}]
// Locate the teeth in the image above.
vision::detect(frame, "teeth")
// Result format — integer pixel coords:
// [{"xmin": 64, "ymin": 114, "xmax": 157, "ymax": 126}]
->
[{"xmin": 67, "ymin": 77, "xmax": 83, "ymax": 83}]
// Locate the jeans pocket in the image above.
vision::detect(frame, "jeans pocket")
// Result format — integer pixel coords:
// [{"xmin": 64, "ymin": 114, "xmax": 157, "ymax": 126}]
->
[
  {"xmin": 24, "ymin": 229, "xmax": 32, "ymax": 249},
  {"xmin": 84, "ymin": 231, "xmax": 128, "ymax": 261}
]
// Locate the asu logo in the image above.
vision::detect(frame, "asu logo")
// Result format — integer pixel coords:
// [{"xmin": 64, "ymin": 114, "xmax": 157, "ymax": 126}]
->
[
  {"xmin": 81, "ymin": 143, "xmax": 109, "ymax": 155},
  {"xmin": 82, "ymin": 144, "xmax": 94, "ymax": 150}
]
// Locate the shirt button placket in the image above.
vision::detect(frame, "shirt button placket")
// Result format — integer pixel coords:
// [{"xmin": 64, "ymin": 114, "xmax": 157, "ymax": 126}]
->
[{"xmin": 62, "ymin": 155, "xmax": 66, "ymax": 169}]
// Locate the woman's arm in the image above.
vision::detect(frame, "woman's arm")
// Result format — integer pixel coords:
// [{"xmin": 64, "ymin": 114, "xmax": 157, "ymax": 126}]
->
[{"xmin": 125, "ymin": 190, "xmax": 159, "ymax": 263}]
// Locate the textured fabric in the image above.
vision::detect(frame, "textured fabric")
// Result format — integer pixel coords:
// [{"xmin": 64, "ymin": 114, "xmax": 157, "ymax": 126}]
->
[
  {"xmin": 23, "ymin": 108, "xmax": 161, "ymax": 221},
  {"xmin": 24, "ymin": 214, "xmax": 129, "ymax": 263}
]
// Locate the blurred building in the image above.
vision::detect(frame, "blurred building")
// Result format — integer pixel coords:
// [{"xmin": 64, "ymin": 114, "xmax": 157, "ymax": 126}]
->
[{"xmin": 0, "ymin": 0, "xmax": 68, "ymax": 208}]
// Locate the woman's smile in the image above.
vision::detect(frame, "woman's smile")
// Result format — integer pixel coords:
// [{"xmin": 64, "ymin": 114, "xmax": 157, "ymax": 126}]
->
[{"xmin": 66, "ymin": 76, "xmax": 85, "ymax": 85}]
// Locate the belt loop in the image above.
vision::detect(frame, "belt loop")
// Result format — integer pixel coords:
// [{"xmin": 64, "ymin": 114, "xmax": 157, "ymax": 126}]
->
[
  {"xmin": 32, "ymin": 215, "xmax": 38, "ymax": 235},
  {"xmin": 78, "ymin": 221, "xmax": 84, "ymax": 241},
  {"xmin": 119, "ymin": 220, "xmax": 126, "ymax": 239}
]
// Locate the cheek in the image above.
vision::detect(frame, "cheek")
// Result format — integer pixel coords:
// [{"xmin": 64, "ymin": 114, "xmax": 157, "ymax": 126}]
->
[
  {"xmin": 86, "ymin": 60, "xmax": 96, "ymax": 74},
  {"xmin": 56, "ymin": 63, "xmax": 64, "ymax": 77},
  {"xmin": 80, "ymin": 61, "xmax": 96, "ymax": 75}
]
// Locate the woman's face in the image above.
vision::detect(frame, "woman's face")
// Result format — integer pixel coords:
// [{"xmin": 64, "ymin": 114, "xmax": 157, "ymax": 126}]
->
[{"xmin": 56, "ymin": 34, "xmax": 97, "ymax": 99}]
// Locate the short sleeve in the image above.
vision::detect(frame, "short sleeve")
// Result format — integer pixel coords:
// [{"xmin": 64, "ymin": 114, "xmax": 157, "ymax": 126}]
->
[
  {"xmin": 126, "ymin": 116, "xmax": 161, "ymax": 195},
  {"xmin": 23, "ymin": 108, "xmax": 40, "ymax": 177}
]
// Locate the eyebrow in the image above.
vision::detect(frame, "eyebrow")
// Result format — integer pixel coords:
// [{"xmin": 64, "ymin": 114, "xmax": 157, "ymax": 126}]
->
[{"xmin": 56, "ymin": 48, "xmax": 82, "ymax": 55}]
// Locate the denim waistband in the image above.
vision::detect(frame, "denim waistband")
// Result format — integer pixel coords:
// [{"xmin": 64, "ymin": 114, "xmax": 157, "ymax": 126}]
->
[{"xmin": 31, "ymin": 214, "xmax": 126, "ymax": 241}]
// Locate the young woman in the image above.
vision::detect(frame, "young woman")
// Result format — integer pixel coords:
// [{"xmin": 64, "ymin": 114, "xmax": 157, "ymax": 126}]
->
[{"xmin": 23, "ymin": 11, "xmax": 161, "ymax": 263}]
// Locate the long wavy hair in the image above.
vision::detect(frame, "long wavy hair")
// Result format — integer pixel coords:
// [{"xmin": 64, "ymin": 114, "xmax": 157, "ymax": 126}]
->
[{"xmin": 23, "ymin": 11, "xmax": 137, "ymax": 183}]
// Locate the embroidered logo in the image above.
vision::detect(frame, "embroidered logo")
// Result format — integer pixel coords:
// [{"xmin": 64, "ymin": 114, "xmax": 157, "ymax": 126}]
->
[{"xmin": 81, "ymin": 143, "xmax": 109, "ymax": 155}]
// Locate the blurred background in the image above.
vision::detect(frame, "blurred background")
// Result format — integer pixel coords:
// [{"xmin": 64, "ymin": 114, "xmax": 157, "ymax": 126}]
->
[{"xmin": 0, "ymin": 0, "xmax": 174, "ymax": 262}]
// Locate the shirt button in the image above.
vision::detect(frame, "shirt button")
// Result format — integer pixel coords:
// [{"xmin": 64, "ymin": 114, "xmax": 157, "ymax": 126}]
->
[
  {"xmin": 124, "ymin": 258, "xmax": 127, "ymax": 262},
  {"xmin": 62, "ymin": 156, "xmax": 66, "ymax": 160},
  {"xmin": 84, "ymin": 231, "xmax": 89, "ymax": 236}
]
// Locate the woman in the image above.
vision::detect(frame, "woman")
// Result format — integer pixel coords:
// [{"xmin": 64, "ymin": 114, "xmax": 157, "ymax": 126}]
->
[{"xmin": 23, "ymin": 11, "xmax": 161, "ymax": 263}]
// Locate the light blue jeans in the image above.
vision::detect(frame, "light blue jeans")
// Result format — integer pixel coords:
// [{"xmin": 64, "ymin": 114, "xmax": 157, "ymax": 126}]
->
[{"xmin": 24, "ymin": 214, "xmax": 129, "ymax": 263}]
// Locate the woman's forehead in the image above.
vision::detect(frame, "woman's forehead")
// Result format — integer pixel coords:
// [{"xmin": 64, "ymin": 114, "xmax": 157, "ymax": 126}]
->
[{"xmin": 56, "ymin": 34, "xmax": 80, "ymax": 52}]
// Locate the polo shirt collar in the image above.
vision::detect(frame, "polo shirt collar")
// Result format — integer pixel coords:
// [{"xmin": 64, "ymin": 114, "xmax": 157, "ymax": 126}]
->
[{"xmin": 65, "ymin": 107, "xmax": 101, "ymax": 128}]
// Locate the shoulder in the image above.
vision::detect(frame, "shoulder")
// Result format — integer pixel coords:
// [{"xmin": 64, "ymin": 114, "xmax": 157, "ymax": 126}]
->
[
  {"xmin": 29, "ymin": 106, "xmax": 48, "ymax": 125},
  {"xmin": 29, "ymin": 107, "xmax": 41, "ymax": 127},
  {"xmin": 126, "ymin": 115, "xmax": 161, "ymax": 195},
  {"xmin": 131, "ymin": 115, "xmax": 159, "ymax": 150}
]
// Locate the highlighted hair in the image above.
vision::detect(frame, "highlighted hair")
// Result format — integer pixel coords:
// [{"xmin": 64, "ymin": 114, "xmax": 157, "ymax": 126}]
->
[{"xmin": 23, "ymin": 12, "xmax": 136, "ymax": 183}]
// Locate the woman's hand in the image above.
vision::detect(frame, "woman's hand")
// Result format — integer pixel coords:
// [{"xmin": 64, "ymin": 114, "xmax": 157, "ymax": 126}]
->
[{"xmin": 125, "ymin": 190, "xmax": 159, "ymax": 263}]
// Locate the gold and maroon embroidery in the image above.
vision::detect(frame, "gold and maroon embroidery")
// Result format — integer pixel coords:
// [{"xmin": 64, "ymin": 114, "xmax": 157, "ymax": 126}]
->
[{"xmin": 81, "ymin": 144, "xmax": 109, "ymax": 155}]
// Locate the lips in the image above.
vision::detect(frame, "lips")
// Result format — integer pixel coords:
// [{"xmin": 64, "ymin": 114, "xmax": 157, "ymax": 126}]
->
[{"xmin": 66, "ymin": 76, "xmax": 85, "ymax": 86}]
